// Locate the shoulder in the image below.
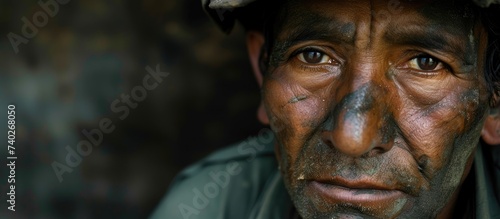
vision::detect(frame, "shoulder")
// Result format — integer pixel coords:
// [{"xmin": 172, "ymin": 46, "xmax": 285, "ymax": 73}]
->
[{"xmin": 150, "ymin": 130, "xmax": 278, "ymax": 219}]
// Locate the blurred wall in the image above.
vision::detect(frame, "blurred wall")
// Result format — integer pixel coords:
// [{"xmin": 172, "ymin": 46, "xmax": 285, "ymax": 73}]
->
[{"xmin": 0, "ymin": 0, "xmax": 264, "ymax": 218}]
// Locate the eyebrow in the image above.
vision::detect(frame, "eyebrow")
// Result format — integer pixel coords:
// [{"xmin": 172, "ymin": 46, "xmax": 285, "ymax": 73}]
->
[
  {"xmin": 384, "ymin": 24, "xmax": 473, "ymax": 65},
  {"xmin": 281, "ymin": 13, "xmax": 356, "ymax": 46}
]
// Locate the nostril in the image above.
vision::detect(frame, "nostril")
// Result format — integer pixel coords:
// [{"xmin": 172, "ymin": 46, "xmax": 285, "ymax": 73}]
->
[
  {"xmin": 321, "ymin": 131, "xmax": 333, "ymax": 147},
  {"xmin": 362, "ymin": 146, "xmax": 389, "ymax": 158}
]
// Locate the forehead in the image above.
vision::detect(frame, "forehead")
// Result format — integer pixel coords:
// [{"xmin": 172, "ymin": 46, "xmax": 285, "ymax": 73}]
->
[{"xmin": 273, "ymin": 0, "xmax": 478, "ymax": 43}]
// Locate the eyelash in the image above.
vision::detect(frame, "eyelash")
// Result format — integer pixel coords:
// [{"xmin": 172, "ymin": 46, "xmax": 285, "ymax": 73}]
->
[
  {"xmin": 292, "ymin": 48, "xmax": 339, "ymax": 72},
  {"xmin": 407, "ymin": 54, "xmax": 451, "ymax": 71},
  {"xmin": 291, "ymin": 47, "xmax": 320, "ymax": 59}
]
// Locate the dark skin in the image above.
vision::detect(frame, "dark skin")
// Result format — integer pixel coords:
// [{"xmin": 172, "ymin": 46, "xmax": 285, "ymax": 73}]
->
[{"xmin": 245, "ymin": 0, "xmax": 500, "ymax": 218}]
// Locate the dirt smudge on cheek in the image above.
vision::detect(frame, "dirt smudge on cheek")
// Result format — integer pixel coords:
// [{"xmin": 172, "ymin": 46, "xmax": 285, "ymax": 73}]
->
[
  {"xmin": 442, "ymin": 88, "xmax": 485, "ymax": 186},
  {"xmin": 288, "ymin": 95, "xmax": 308, "ymax": 103},
  {"xmin": 415, "ymin": 87, "xmax": 486, "ymax": 217},
  {"xmin": 460, "ymin": 89, "xmax": 482, "ymax": 127}
]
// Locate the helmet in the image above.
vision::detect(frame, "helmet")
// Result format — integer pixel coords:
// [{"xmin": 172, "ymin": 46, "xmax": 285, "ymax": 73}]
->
[
  {"xmin": 202, "ymin": 0, "xmax": 263, "ymax": 33},
  {"xmin": 202, "ymin": 0, "xmax": 500, "ymax": 33}
]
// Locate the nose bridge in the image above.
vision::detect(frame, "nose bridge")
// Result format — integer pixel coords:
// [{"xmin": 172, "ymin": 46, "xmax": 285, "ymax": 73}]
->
[{"xmin": 323, "ymin": 68, "xmax": 394, "ymax": 157}]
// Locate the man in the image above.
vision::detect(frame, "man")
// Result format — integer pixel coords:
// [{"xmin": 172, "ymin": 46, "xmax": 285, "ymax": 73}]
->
[{"xmin": 151, "ymin": 0, "xmax": 500, "ymax": 218}]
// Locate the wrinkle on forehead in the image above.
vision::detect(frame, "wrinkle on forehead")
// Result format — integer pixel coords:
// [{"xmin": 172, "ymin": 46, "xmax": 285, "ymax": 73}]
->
[
  {"xmin": 277, "ymin": 11, "xmax": 357, "ymax": 45},
  {"xmin": 359, "ymin": 0, "xmax": 374, "ymax": 49}
]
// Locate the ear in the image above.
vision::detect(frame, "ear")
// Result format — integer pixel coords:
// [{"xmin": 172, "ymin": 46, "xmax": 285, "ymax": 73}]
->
[
  {"xmin": 246, "ymin": 31, "xmax": 269, "ymax": 125},
  {"xmin": 481, "ymin": 108, "xmax": 500, "ymax": 145}
]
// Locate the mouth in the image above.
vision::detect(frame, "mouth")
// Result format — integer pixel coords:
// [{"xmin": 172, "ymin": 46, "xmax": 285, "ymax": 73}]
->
[{"xmin": 307, "ymin": 177, "xmax": 408, "ymax": 207}]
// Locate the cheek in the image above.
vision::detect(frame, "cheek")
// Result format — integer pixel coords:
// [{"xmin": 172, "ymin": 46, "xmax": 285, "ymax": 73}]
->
[
  {"xmin": 262, "ymin": 68, "xmax": 333, "ymax": 164},
  {"xmin": 398, "ymin": 84, "xmax": 485, "ymax": 174}
]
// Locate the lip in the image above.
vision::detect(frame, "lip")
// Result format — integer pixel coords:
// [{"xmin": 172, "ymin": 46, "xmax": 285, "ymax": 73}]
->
[{"xmin": 308, "ymin": 178, "xmax": 407, "ymax": 206}]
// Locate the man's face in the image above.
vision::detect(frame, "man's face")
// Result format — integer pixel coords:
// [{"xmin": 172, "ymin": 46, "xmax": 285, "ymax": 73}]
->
[{"xmin": 261, "ymin": 0, "xmax": 490, "ymax": 218}]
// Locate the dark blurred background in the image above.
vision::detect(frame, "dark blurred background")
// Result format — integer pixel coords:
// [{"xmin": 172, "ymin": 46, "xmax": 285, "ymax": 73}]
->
[{"xmin": 0, "ymin": 0, "xmax": 264, "ymax": 218}]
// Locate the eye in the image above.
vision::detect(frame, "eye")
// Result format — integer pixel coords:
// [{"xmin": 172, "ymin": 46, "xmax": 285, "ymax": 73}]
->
[
  {"xmin": 297, "ymin": 50, "xmax": 332, "ymax": 64},
  {"xmin": 408, "ymin": 56, "xmax": 445, "ymax": 71}
]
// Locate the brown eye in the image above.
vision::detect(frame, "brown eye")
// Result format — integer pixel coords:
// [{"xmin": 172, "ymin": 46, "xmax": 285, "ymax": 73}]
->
[
  {"xmin": 297, "ymin": 50, "xmax": 331, "ymax": 64},
  {"xmin": 408, "ymin": 56, "xmax": 444, "ymax": 71}
]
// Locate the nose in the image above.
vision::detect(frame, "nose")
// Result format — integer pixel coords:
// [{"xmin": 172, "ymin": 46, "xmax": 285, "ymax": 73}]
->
[{"xmin": 321, "ymin": 84, "xmax": 395, "ymax": 157}]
